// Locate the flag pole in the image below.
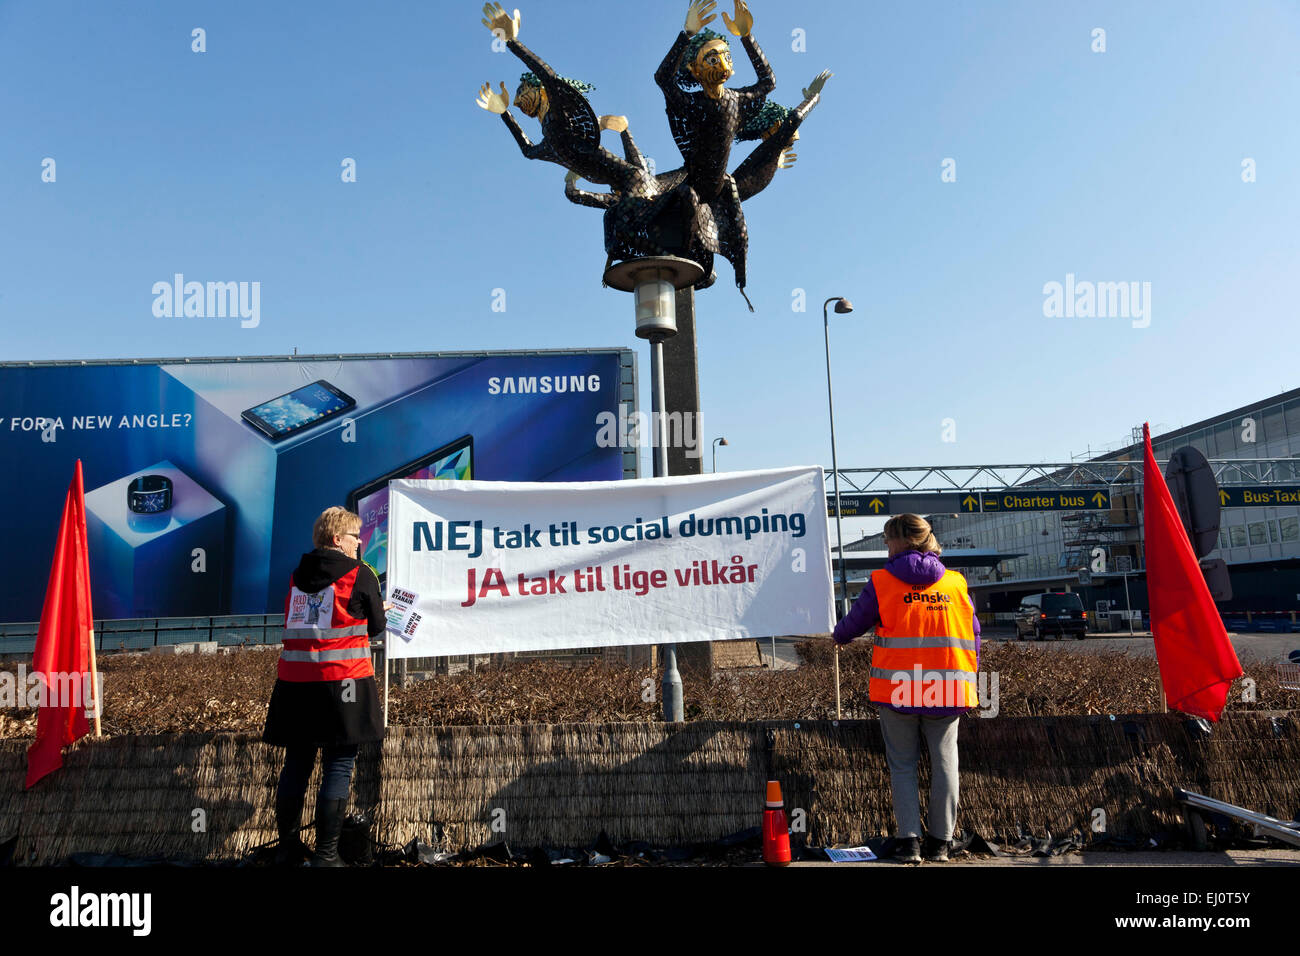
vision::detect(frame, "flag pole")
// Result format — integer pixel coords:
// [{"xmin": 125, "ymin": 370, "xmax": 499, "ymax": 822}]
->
[
  {"xmin": 77, "ymin": 461, "xmax": 101, "ymax": 737},
  {"xmin": 86, "ymin": 626, "xmax": 101, "ymax": 736}
]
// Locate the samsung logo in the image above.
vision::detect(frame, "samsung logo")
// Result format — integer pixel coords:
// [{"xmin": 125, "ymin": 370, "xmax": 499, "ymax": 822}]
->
[{"xmin": 488, "ymin": 375, "xmax": 601, "ymax": 395}]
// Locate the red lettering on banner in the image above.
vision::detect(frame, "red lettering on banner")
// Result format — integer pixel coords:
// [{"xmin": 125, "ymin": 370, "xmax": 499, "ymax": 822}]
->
[
  {"xmin": 462, "ymin": 567, "xmax": 510, "ymax": 607},
  {"xmin": 459, "ymin": 558, "xmax": 756, "ymax": 609}
]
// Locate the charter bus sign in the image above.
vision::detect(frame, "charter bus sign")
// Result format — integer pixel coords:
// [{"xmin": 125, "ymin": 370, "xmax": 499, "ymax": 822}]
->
[{"xmin": 384, "ymin": 467, "xmax": 835, "ymax": 657}]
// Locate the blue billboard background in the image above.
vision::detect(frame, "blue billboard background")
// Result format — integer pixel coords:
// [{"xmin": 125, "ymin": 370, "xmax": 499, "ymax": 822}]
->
[{"xmin": 0, "ymin": 351, "xmax": 631, "ymax": 622}]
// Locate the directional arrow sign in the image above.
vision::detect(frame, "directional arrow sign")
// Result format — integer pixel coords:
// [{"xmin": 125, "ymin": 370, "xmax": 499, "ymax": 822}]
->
[
  {"xmin": 980, "ymin": 489, "xmax": 1110, "ymax": 512},
  {"xmin": 1217, "ymin": 486, "xmax": 1300, "ymax": 507},
  {"xmin": 826, "ymin": 494, "xmax": 890, "ymax": 517},
  {"xmin": 891, "ymin": 493, "xmax": 965, "ymax": 514},
  {"xmin": 826, "ymin": 488, "xmax": 1113, "ymax": 515}
]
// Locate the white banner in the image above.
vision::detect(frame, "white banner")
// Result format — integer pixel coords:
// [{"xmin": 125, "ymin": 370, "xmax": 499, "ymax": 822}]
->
[{"xmin": 384, "ymin": 466, "xmax": 834, "ymax": 658}]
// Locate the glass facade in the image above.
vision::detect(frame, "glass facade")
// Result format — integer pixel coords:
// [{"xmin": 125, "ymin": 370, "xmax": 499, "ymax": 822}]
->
[{"xmin": 879, "ymin": 392, "xmax": 1300, "ymax": 588}]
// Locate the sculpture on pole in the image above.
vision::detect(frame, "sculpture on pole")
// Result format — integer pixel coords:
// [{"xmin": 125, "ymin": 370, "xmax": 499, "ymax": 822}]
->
[{"xmin": 475, "ymin": 0, "xmax": 830, "ymax": 308}]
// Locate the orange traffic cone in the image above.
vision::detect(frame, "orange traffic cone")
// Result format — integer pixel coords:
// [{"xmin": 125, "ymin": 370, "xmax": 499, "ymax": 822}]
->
[{"xmin": 762, "ymin": 780, "xmax": 791, "ymax": 866}]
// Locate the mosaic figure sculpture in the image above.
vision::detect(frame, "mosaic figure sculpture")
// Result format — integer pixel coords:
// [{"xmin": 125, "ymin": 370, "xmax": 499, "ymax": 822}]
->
[
  {"xmin": 476, "ymin": 4, "xmax": 630, "ymax": 188},
  {"xmin": 732, "ymin": 70, "xmax": 831, "ymax": 202},
  {"xmin": 475, "ymin": 0, "xmax": 828, "ymax": 308}
]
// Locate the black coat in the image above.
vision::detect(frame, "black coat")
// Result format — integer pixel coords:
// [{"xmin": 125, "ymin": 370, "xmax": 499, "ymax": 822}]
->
[{"xmin": 262, "ymin": 548, "xmax": 386, "ymax": 747}]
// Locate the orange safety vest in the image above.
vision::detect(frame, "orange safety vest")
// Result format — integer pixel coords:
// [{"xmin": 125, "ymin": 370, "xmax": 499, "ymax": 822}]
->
[
  {"xmin": 278, "ymin": 567, "xmax": 375, "ymax": 682},
  {"xmin": 869, "ymin": 567, "xmax": 979, "ymax": 709}
]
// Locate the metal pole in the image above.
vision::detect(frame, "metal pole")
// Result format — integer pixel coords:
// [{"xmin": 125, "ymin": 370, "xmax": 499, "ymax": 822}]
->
[
  {"xmin": 834, "ymin": 646, "xmax": 841, "ymax": 719},
  {"xmin": 86, "ymin": 626, "xmax": 101, "ymax": 737},
  {"xmin": 1122, "ymin": 571, "xmax": 1134, "ymax": 635},
  {"xmin": 381, "ymin": 636, "xmax": 389, "ymax": 728},
  {"xmin": 823, "ymin": 301, "xmax": 849, "ymax": 619},
  {"xmin": 650, "ymin": 334, "xmax": 670, "ymax": 481},
  {"xmin": 652, "ymin": 333, "xmax": 683, "ymax": 722}
]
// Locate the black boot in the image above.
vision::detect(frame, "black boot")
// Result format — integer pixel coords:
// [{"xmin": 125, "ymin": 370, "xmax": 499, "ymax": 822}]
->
[
  {"xmin": 310, "ymin": 797, "xmax": 349, "ymax": 867},
  {"xmin": 273, "ymin": 790, "xmax": 310, "ymax": 866},
  {"xmin": 922, "ymin": 835, "xmax": 951, "ymax": 863},
  {"xmin": 890, "ymin": 836, "xmax": 922, "ymax": 863}
]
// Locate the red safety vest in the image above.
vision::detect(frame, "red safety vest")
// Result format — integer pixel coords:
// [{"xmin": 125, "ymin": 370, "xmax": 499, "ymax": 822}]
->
[
  {"xmin": 278, "ymin": 567, "xmax": 374, "ymax": 682},
  {"xmin": 869, "ymin": 567, "xmax": 979, "ymax": 709}
]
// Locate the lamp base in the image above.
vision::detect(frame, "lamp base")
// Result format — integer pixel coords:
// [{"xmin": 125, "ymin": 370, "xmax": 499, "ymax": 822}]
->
[
  {"xmin": 602, "ymin": 256, "xmax": 704, "ymax": 293},
  {"xmin": 604, "ymin": 257, "xmax": 706, "ymax": 340}
]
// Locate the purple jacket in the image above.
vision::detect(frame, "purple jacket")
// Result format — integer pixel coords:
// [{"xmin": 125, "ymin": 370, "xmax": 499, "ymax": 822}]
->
[{"xmin": 832, "ymin": 550, "xmax": 981, "ymax": 716}]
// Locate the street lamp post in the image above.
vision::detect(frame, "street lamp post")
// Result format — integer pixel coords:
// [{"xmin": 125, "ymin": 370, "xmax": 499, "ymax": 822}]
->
[
  {"xmin": 605, "ymin": 255, "xmax": 703, "ymax": 723},
  {"xmin": 712, "ymin": 436, "xmax": 728, "ymax": 473},
  {"xmin": 823, "ymin": 296, "xmax": 854, "ymax": 619}
]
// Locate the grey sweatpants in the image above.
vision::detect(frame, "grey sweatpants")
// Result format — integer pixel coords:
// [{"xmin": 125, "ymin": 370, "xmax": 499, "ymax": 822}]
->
[{"xmin": 877, "ymin": 707, "xmax": 961, "ymax": 841}]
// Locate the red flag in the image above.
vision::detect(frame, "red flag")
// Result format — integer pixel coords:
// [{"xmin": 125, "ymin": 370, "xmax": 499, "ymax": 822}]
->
[
  {"xmin": 1142, "ymin": 423, "xmax": 1242, "ymax": 720},
  {"xmin": 25, "ymin": 460, "xmax": 96, "ymax": 788}
]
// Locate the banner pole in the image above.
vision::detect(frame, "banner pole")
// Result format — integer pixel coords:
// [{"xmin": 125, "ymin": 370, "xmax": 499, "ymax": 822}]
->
[
  {"xmin": 834, "ymin": 645, "xmax": 841, "ymax": 719},
  {"xmin": 382, "ymin": 635, "xmax": 389, "ymax": 728},
  {"xmin": 650, "ymin": 331, "xmax": 684, "ymax": 723},
  {"xmin": 87, "ymin": 625, "xmax": 101, "ymax": 737}
]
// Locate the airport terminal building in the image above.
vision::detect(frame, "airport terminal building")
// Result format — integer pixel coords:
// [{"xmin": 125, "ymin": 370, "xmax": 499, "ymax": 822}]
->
[{"xmin": 846, "ymin": 388, "xmax": 1300, "ymax": 626}]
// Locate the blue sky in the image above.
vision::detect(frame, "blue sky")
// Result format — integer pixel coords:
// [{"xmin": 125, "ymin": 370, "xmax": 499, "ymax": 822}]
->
[{"xmin": 2, "ymin": 0, "xmax": 1298, "ymax": 536}]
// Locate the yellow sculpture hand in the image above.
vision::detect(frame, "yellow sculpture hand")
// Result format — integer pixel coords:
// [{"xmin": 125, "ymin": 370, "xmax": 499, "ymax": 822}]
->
[
  {"xmin": 476, "ymin": 81, "xmax": 510, "ymax": 114},
  {"xmin": 721, "ymin": 0, "xmax": 753, "ymax": 37},
  {"xmin": 599, "ymin": 114, "xmax": 629, "ymax": 133},
  {"xmin": 778, "ymin": 148, "xmax": 797, "ymax": 169},
  {"xmin": 685, "ymin": 0, "xmax": 717, "ymax": 37},
  {"xmin": 802, "ymin": 70, "xmax": 832, "ymax": 100},
  {"xmin": 481, "ymin": 2, "xmax": 520, "ymax": 42}
]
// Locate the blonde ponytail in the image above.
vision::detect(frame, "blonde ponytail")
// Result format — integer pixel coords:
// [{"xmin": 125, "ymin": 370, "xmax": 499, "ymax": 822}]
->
[{"xmin": 883, "ymin": 513, "xmax": 942, "ymax": 556}]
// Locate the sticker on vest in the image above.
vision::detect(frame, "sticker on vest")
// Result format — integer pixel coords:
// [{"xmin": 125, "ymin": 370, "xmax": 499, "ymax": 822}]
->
[
  {"xmin": 386, "ymin": 586, "xmax": 422, "ymax": 641},
  {"xmin": 287, "ymin": 585, "xmax": 335, "ymax": 629}
]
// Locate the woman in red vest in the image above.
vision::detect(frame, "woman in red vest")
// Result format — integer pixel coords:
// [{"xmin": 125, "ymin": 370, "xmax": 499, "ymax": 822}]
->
[
  {"xmin": 264, "ymin": 506, "xmax": 386, "ymax": 866},
  {"xmin": 833, "ymin": 513, "xmax": 981, "ymax": 863}
]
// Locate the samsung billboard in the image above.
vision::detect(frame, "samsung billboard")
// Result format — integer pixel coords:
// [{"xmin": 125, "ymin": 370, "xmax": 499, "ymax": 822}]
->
[{"xmin": 0, "ymin": 349, "xmax": 635, "ymax": 623}]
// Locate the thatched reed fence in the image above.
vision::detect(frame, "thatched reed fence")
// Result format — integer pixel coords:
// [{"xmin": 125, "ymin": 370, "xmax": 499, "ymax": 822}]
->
[{"xmin": 1, "ymin": 713, "xmax": 1296, "ymax": 864}]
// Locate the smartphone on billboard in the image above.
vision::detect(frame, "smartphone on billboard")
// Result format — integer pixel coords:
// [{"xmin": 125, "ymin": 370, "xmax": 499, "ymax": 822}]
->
[
  {"xmin": 347, "ymin": 435, "xmax": 473, "ymax": 589},
  {"xmin": 241, "ymin": 381, "xmax": 357, "ymax": 441}
]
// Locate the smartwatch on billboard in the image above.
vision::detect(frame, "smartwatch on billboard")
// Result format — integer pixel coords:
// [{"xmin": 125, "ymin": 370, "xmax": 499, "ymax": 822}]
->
[{"xmin": 127, "ymin": 474, "xmax": 174, "ymax": 514}]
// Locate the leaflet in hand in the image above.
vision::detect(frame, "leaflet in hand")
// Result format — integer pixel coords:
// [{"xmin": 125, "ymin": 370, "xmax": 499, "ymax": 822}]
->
[{"xmin": 386, "ymin": 586, "xmax": 423, "ymax": 642}]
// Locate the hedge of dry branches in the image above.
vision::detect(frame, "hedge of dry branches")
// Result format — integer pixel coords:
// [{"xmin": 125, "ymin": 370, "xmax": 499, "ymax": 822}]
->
[{"xmin": 0, "ymin": 640, "xmax": 1290, "ymax": 739}]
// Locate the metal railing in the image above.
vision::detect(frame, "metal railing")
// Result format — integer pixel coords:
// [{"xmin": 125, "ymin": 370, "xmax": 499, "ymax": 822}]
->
[
  {"xmin": 0, "ymin": 614, "xmax": 287, "ymax": 658},
  {"xmin": 825, "ymin": 458, "xmax": 1300, "ymax": 494}
]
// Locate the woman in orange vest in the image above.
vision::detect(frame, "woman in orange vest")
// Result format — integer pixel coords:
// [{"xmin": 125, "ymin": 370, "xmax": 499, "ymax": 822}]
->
[
  {"xmin": 833, "ymin": 513, "xmax": 980, "ymax": 863},
  {"xmin": 263, "ymin": 506, "xmax": 386, "ymax": 866}
]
